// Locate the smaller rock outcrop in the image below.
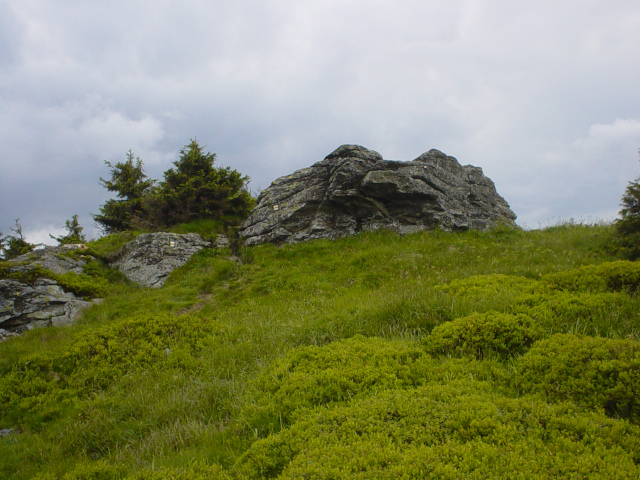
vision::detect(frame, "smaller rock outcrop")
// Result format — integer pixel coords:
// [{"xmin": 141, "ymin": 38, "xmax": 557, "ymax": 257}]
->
[
  {"xmin": 112, "ymin": 233, "xmax": 211, "ymax": 288},
  {"xmin": 240, "ymin": 145, "xmax": 517, "ymax": 245},
  {"xmin": 0, "ymin": 245, "xmax": 101, "ymax": 336},
  {"xmin": 10, "ymin": 244, "xmax": 90, "ymax": 275}
]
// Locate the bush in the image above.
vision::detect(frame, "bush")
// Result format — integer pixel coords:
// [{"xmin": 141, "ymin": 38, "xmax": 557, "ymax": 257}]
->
[
  {"xmin": 541, "ymin": 261, "xmax": 640, "ymax": 294},
  {"xmin": 51, "ymin": 270, "xmax": 113, "ymax": 299},
  {"xmin": 126, "ymin": 462, "xmax": 230, "ymax": 479},
  {"xmin": 423, "ymin": 312, "xmax": 544, "ymax": 359},
  {"xmin": 0, "ymin": 314, "xmax": 221, "ymax": 430},
  {"xmin": 434, "ymin": 274, "xmax": 541, "ymax": 319},
  {"xmin": 30, "ymin": 461, "xmax": 125, "ymax": 480},
  {"xmin": 436, "ymin": 273, "xmax": 539, "ymax": 298},
  {"xmin": 516, "ymin": 334, "xmax": 640, "ymax": 422},
  {"xmin": 238, "ymin": 336, "xmax": 428, "ymax": 436},
  {"xmin": 512, "ymin": 290, "xmax": 635, "ymax": 337},
  {"xmin": 236, "ymin": 380, "xmax": 640, "ymax": 479}
]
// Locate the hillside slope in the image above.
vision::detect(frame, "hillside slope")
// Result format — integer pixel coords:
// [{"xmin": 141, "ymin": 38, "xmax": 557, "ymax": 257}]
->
[{"xmin": 1, "ymin": 224, "xmax": 639, "ymax": 479}]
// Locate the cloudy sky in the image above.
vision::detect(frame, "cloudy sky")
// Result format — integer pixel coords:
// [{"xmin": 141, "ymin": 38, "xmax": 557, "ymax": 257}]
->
[{"xmin": 1, "ymin": 0, "xmax": 639, "ymax": 243}]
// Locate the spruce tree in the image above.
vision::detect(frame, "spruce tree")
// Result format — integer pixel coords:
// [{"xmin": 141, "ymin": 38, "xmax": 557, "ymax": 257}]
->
[
  {"xmin": 2, "ymin": 219, "xmax": 35, "ymax": 260},
  {"xmin": 50, "ymin": 214, "xmax": 87, "ymax": 245},
  {"xmin": 151, "ymin": 139, "xmax": 254, "ymax": 227},
  {"xmin": 615, "ymin": 167, "xmax": 640, "ymax": 259},
  {"xmin": 94, "ymin": 150, "xmax": 155, "ymax": 233}
]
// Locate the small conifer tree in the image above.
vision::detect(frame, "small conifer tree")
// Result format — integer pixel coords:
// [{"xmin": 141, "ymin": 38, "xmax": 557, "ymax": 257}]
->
[
  {"xmin": 50, "ymin": 214, "xmax": 87, "ymax": 245},
  {"xmin": 149, "ymin": 139, "xmax": 254, "ymax": 227},
  {"xmin": 2, "ymin": 219, "xmax": 35, "ymax": 260},
  {"xmin": 94, "ymin": 150, "xmax": 155, "ymax": 233},
  {"xmin": 615, "ymin": 151, "xmax": 640, "ymax": 259}
]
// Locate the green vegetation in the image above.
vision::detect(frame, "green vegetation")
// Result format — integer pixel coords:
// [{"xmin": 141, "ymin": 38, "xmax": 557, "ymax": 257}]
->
[
  {"xmin": 1, "ymin": 219, "xmax": 35, "ymax": 260},
  {"xmin": 93, "ymin": 150, "xmax": 155, "ymax": 234},
  {"xmin": 49, "ymin": 215, "xmax": 87, "ymax": 246},
  {"xmin": 1, "ymin": 223, "xmax": 640, "ymax": 479},
  {"xmin": 614, "ymin": 152, "xmax": 640, "ymax": 259},
  {"xmin": 93, "ymin": 141, "xmax": 254, "ymax": 235}
]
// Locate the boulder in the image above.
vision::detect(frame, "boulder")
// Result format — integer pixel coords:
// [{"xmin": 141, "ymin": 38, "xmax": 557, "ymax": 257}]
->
[
  {"xmin": 0, "ymin": 244, "xmax": 101, "ymax": 335},
  {"xmin": 112, "ymin": 233, "xmax": 211, "ymax": 288},
  {"xmin": 240, "ymin": 145, "xmax": 517, "ymax": 245},
  {"xmin": 0, "ymin": 277, "xmax": 100, "ymax": 335}
]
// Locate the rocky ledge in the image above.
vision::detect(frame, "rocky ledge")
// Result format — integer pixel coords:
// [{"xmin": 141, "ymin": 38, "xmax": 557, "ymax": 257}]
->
[
  {"xmin": 0, "ymin": 245, "xmax": 101, "ymax": 337},
  {"xmin": 1, "ymin": 233, "xmax": 216, "ymax": 337},
  {"xmin": 240, "ymin": 145, "xmax": 517, "ymax": 246}
]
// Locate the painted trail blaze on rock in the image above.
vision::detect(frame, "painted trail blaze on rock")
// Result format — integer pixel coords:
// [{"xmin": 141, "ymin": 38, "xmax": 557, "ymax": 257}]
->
[
  {"xmin": 239, "ymin": 145, "xmax": 517, "ymax": 246},
  {"xmin": 113, "ymin": 233, "xmax": 211, "ymax": 288}
]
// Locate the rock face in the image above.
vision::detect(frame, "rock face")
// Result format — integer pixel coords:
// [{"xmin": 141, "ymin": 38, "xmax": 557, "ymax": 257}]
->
[
  {"xmin": 240, "ymin": 145, "xmax": 517, "ymax": 245},
  {"xmin": 0, "ymin": 234, "xmax": 213, "ymax": 337},
  {"xmin": 0, "ymin": 245, "xmax": 100, "ymax": 337},
  {"xmin": 112, "ymin": 233, "xmax": 211, "ymax": 288}
]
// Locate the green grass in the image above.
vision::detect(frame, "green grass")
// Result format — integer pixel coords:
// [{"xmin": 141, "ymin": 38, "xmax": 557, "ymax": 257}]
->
[{"xmin": 1, "ymin": 223, "xmax": 639, "ymax": 479}]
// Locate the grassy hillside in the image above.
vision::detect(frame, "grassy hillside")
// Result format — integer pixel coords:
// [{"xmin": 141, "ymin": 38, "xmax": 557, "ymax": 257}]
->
[{"xmin": 1, "ymin": 223, "xmax": 640, "ymax": 479}]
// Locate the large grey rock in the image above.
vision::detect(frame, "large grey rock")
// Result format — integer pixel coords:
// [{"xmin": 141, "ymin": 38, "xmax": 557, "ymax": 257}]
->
[
  {"xmin": 112, "ymin": 233, "xmax": 211, "ymax": 288},
  {"xmin": 240, "ymin": 145, "xmax": 517, "ymax": 245}
]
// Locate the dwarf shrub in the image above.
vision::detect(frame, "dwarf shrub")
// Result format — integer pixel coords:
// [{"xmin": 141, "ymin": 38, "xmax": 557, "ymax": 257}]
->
[
  {"xmin": 30, "ymin": 461, "xmax": 125, "ymax": 480},
  {"xmin": 541, "ymin": 260, "xmax": 640, "ymax": 293},
  {"xmin": 0, "ymin": 313, "xmax": 221, "ymax": 430},
  {"xmin": 125, "ymin": 462, "xmax": 230, "ymax": 480},
  {"xmin": 236, "ymin": 380, "xmax": 640, "ymax": 479},
  {"xmin": 516, "ymin": 334, "xmax": 640, "ymax": 422},
  {"xmin": 512, "ymin": 290, "xmax": 635, "ymax": 337},
  {"xmin": 51, "ymin": 270, "xmax": 113, "ymax": 299},
  {"xmin": 239, "ymin": 335, "xmax": 428, "ymax": 435},
  {"xmin": 423, "ymin": 312, "xmax": 544, "ymax": 359},
  {"xmin": 436, "ymin": 274, "xmax": 539, "ymax": 296}
]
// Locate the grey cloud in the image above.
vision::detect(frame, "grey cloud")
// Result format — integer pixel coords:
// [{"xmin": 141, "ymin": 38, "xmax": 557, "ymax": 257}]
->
[{"xmin": 2, "ymin": 0, "xmax": 640, "ymax": 243}]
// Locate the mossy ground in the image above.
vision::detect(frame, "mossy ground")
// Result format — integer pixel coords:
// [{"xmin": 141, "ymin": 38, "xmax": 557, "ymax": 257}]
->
[{"xmin": 1, "ymin": 223, "xmax": 639, "ymax": 479}]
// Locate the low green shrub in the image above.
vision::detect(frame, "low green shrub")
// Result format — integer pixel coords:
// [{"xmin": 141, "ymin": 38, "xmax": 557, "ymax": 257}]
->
[
  {"xmin": 85, "ymin": 232, "xmax": 139, "ymax": 262},
  {"xmin": 0, "ymin": 258, "xmax": 120, "ymax": 299},
  {"xmin": 50, "ymin": 270, "xmax": 113, "ymax": 299},
  {"xmin": 516, "ymin": 334, "xmax": 640, "ymax": 422},
  {"xmin": 30, "ymin": 458, "xmax": 231, "ymax": 480},
  {"xmin": 31, "ymin": 460, "xmax": 125, "ymax": 480},
  {"xmin": 236, "ymin": 380, "xmax": 640, "ymax": 479},
  {"xmin": 433, "ymin": 264, "xmax": 640, "ymax": 340},
  {"xmin": 423, "ymin": 312, "xmax": 544, "ymax": 359},
  {"xmin": 0, "ymin": 262, "xmax": 47, "ymax": 285},
  {"xmin": 238, "ymin": 336, "xmax": 429, "ymax": 436},
  {"xmin": 127, "ymin": 462, "xmax": 230, "ymax": 480},
  {"xmin": 541, "ymin": 260, "xmax": 640, "ymax": 293},
  {"xmin": 436, "ymin": 274, "xmax": 539, "ymax": 297},
  {"xmin": 0, "ymin": 313, "xmax": 221, "ymax": 430},
  {"xmin": 512, "ymin": 291, "xmax": 636, "ymax": 337}
]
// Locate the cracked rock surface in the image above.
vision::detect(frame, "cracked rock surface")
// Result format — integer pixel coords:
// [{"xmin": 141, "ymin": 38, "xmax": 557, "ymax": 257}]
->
[
  {"xmin": 240, "ymin": 145, "xmax": 517, "ymax": 246},
  {"xmin": 112, "ymin": 233, "xmax": 211, "ymax": 288}
]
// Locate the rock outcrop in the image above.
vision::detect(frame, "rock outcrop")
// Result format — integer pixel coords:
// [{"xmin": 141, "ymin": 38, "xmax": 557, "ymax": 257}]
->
[
  {"xmin": 240, "ymin": 145, "xmax": 517, "ymax": 245},
  {"xmin": 112, "ymin": 233, "xmax": 211, "ymax": 288},
  {"xmin": 0, "ymin": 245, "xmax": 101, "ymax": 337},
  {"xmin": 0, "ymin": 234, "xmax": 214, "ymax": 337}
]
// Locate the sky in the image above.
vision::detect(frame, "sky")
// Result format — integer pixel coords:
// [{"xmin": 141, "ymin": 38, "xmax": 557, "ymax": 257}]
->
[{"xmin": 1, "ymin": 0, "xmax": 640, "ymax": 244}]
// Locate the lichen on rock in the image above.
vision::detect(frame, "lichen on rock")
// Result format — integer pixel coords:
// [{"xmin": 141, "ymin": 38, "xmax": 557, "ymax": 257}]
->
[
  {"xmin": 240, "ymin": 145, "xmax": 517, "ymax": 246},
  {"xmin": 112, "ymin": 233, "xmax": 211, "ymax": 288}
]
